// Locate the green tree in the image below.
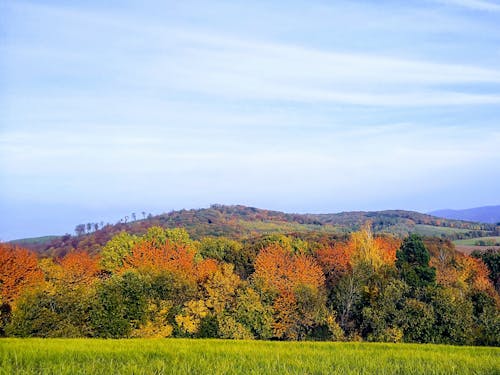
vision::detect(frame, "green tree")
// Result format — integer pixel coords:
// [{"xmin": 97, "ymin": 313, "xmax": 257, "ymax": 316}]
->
[
  {"xmin": 396, "ymin": 234, "xmax": 436, "ymax": 288},
  {"xmin": 90, "ymin": 272, "xmax": 148, "ymax": 338},
  {"xmin": 361, "ymin": 280, "xmax": 407, "ymax": 342},
  {"xmin": 7, "ymin": 285, "xmax": 94, "ymax": 337},
  {"xmin": 233, "ymin": 287, "xmax": 273, "ymax": 340},
  {"xmin": 199, "ymin": 237, "xmax": 252, "ymax": 277},
  {"xmin": 399, "ymin": 298, "xmax": 435, "ymax": 343},
  {"xmin": 431, "ymin": 287, "xmax": 474, "ymax": 345}
]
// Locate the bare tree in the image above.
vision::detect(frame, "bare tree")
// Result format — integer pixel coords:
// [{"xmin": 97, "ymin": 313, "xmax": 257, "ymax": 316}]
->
[{"xmin": 75, "ymin": 224, "xmax": 85, "ymax": 236}]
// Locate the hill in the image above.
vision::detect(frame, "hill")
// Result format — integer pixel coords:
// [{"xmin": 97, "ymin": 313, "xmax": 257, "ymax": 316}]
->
[
  {"xmin": 9, "ymin": 205, "xmax": 500, "ymax": 258},
  {"xmin": 430, "ymin": 205, "xmax": 500, "ymax": 224},
  {"xmin": 10, "ymin": 235, "xmax": 59, "ymax": 248}
]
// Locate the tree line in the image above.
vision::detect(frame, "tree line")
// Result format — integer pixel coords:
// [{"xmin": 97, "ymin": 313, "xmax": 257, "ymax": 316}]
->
[{"xmin": 0, "ymin": 225, "xmax": 498, "ymax": 345}]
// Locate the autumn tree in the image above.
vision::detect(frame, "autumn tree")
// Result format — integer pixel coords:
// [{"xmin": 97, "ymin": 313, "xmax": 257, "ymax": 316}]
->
[
  {"xmin": 175, "ymin": 262, "xmax": 272, "ymax": 340},
  {"xmin": 199, "ymin": 237, "xmax": 252, "ymax": 277},
  {"xmin": 59, "ymin": 251, "xmax": 100, "ymax": 287},
  {"xmin": 315, "ymin": 241, "xmax": 353, "ymax": 286},
  {"xmin": 349, "ymin": 223, "xmax": 397, "ymax": 271},
  {"xmin": 253, "ymin": 243, "xmax": 327, "ymax": 340},
  {"xmin": 6, "ymin": 250, "xmax": 100, "ymax": 338},
  {"xmin": 330, "ymin": 226, "xmax": 399, "ymax": 336},
  {"xmin": 122, "ymin": 239, "xmax": 198, "ymax": 281},
  {"xmin": 0, "ymin": 244, "xmax": 43, "ymax": 304},
  {"xmin": 100, "ymin": 232, "xmax": 140, "ymax": 272},
  {"xmin": 471, "ymin": 249, "xmax": 500, "ymax": 293}
]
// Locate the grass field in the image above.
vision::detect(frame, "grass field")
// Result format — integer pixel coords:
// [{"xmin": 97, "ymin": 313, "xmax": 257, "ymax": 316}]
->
[
  {"xmin": 413, "ymin": 224, "xmax": 473, "ymax": 237},
  {"xmin": 1, "ymin": 339, "xmax": 499, "ymax": 375},
  {"xmin": 453, "ymin": 236, "xmax": 500, "ymax": 246}
]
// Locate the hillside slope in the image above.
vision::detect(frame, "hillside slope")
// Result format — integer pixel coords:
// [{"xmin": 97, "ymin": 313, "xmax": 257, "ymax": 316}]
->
[{"xmin": 10, "ymin": 205, "xmax": 500, "ymax": 257}]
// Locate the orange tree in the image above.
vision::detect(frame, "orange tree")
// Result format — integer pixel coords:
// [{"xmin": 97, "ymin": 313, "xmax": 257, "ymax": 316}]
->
[{"xmin": 253, "ymin": 242, "xmax": 327, "ymax": 340}]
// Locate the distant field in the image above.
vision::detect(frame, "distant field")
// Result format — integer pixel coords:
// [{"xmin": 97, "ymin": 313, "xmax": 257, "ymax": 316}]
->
[
  {"xmin": 1, "ymin": 339, "xmax": 499, "ymax": 375},
  {"xmin": 453, "ymin": 236, "xmax": 500, "ymax": 246},
  {"xmin": 237, "ymin": 219, "xmax": 341, "ymax": 234},
  {"xmin": 453, "ymin": 236, "xmax": 500, "ymax": 254},
  {"xmin": 455, "ymin": 245, "xmax": 500, "ymax": 255},
  {"xmin": 9, "ymin": 235, "xmax": 58, "ymax": 246},
  {"xmin": 413, "ymin": 224, "xmax": 472, "ymax": 237}
]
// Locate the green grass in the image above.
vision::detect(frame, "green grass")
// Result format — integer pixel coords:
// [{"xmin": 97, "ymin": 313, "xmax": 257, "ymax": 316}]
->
[
  {"xmin": 1, "ymin": 339, "xmax": 498, "ymax": 375},
  {"xmin": 453, "ymin": 236, "xmax": 500, "ymax": 246}
]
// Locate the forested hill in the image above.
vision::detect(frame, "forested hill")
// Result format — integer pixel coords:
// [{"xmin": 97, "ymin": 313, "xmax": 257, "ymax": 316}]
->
[
  {"xmin": 10, "ymin": 205, "xmax": 500, "ymax": 258},
  {"xmin": 430, "ymin": 205, "xmax": 500, "ymax": 224}
]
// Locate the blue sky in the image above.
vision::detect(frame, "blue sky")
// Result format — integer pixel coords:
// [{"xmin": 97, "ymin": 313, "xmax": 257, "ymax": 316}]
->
[{"xmin": 1, "ymin": 0, "xmax": 500, "ymax": 240}]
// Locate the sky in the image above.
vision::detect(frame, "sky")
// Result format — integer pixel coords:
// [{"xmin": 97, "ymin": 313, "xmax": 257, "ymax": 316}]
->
[{"xmin": 1, "ymin": 0, "xmax": 500, "ymax": 240}]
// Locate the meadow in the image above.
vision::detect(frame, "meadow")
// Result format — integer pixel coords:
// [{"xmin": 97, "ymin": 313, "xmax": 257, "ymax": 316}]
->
[
  {"xmin": 412, "ymin": 224, "xmax": 472, "ymax": 237},
  {"xmin": 0, "ymin": 338, "xmax": 499, "ymax": 375},
  {"xmin": 453, "ymin": 236, "xmax": 500, "ymax": 246}
]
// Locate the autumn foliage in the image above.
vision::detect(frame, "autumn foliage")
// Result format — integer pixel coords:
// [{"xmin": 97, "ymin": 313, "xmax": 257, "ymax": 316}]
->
[
  {"xmin": 254, "ymin": 243, "xmax": 324, "ymax": 294},
  {"xmin": 122, "ymin": 240, "xmax": 197, "ymax": 277},
  {"xmin": 121, "ymin": 239, "xmax": 218, "ymax": 283},
  {"xmin": 316, "ymin": 228, "xmax": 400, "ymax": 285},
  {"xmin": 253, "ymin": 243, "xmax": 326, "ymax": 339},
  {"xmin": 59, "ymin": 251, "xmax": 100, "ymax": 286},
  {"xmin": 316, "ymin": 242, "xmax": 353, "ymax": 282},
  {"xmin": 0, "ymin": 225, "xmax": 498, "ymax": 345},
  {"xmin": 0, "ymin": 244, "xmax": 43, "ymax": 304}
]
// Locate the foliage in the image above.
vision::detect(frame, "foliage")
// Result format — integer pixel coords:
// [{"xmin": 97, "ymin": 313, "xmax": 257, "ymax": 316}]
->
[
  {"xmin": 15, "ymin": 205, "xmax": 499, "ymax": 258},
  {"xmin": 90, "ymin": 272, "xmax": 148, "ymax": 338},
  {"xmin": 0, "ymin": 225, "xmax": 498, "ymax": 345},
  {"xmin": 100, "ymin": 232, "xmax": 139, "ymax": 272},
  {"xmin": 430, "ymin": 287, "xmax": 474, "ymax": 345},
  {"xmin": 472, "ymin": 248, "xmax": 500, "ymax": 293},
  {"xmin": 0, "ymin": 244, "xmax": 43, "ymax": 304},
  {"xmin": 396, "ymin": 234, "xmax": 436, "ymax": 288},
  {"xmin": 361, "ymin": 280, "xmax": 407, "ymax": 342}
]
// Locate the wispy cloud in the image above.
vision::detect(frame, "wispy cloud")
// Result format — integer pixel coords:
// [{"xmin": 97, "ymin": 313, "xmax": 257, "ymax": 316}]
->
[
  {"xmin": 4, "ymin": 2, "xmax": 500, "ymax": 108},
  {"xmin": 435, "ymin": 0, "xmax": 500, "ymax": 12}
]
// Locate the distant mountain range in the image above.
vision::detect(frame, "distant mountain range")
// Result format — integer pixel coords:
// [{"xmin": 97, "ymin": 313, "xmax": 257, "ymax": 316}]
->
[
  {"xmin": 429, "ymin": 205, "xmax": 500, "ymax": 224},
  {"xmin": 9, "ymin": 205, "xmax": 500, "ymax": 257}
]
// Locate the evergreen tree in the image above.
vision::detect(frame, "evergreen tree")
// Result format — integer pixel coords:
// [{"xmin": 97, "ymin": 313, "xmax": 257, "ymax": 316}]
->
[{"xmin": 396, "ymin": 234, "xmax": 436, "ymax": 288}]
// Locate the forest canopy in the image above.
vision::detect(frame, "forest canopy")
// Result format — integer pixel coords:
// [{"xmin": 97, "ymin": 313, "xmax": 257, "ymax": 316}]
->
[{"xmin": 1, "ymin": 225, "xmax": 498, "ymax": 345}]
